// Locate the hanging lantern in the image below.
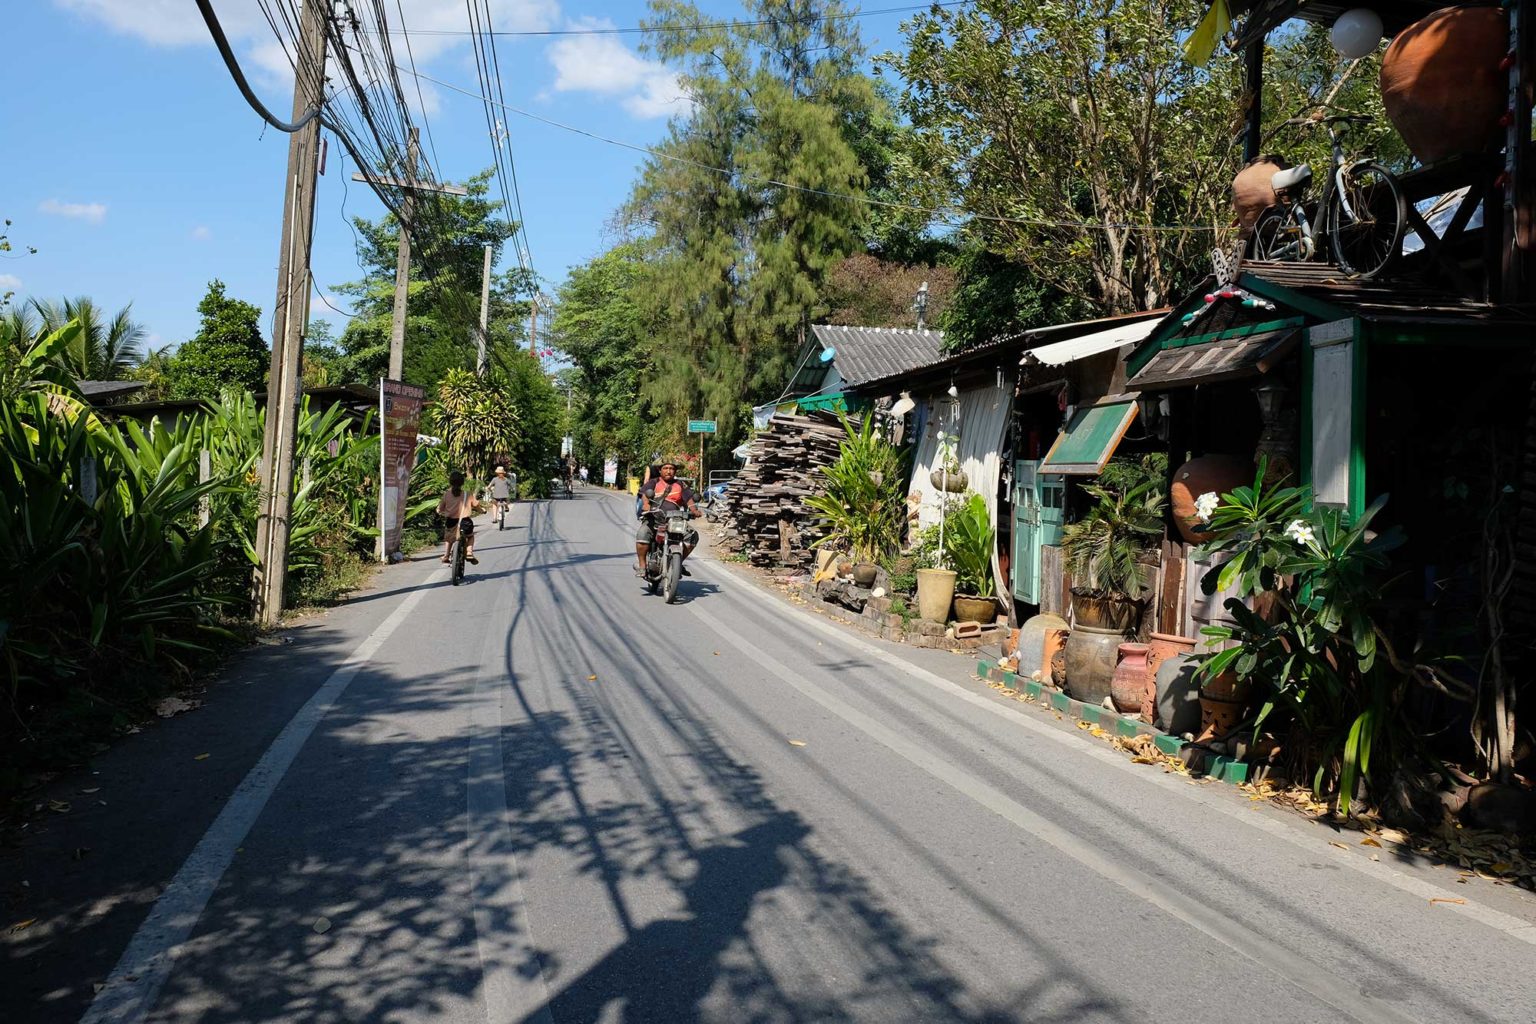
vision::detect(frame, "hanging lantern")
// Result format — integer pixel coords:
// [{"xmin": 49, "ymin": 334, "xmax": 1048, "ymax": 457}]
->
[{"xmin": 1331, "ymin": 8, "xmax": 1384, "ymax": 59}]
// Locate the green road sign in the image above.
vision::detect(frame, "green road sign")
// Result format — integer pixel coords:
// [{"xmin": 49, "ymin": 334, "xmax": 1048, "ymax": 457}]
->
[{"xmin": 687, "ymin": 419, "xmax": 717, "ymax": 434}]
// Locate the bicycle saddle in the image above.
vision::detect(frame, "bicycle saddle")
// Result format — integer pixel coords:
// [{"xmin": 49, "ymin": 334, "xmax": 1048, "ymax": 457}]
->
[{"xmin": 1271, "ymin": 164, "xmax": 1312, "ymax": 191}]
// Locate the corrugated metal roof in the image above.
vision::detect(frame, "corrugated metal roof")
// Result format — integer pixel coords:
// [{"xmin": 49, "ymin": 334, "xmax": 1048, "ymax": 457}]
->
[
  {"xmin": 77, "ymin": 380, "xmax": 146, "ymax": 400},
  {"xmin": 1021, "ymin": 318, "xmax": 1161, "ymax": 367},
  {"xmin": 809, "ymin": 324, "xmax": 945, "ymax": 386}
]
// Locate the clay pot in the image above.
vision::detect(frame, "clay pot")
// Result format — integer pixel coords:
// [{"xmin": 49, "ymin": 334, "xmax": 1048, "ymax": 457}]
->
[
  {"xmin": 953, "ymin": 595, "xmax": 999, "ymax": 624},
  {"xmin": 851, "ymin": 562, "xmax": 879, "ymax": 588},
  {"xmin": 1381, "ymin": 7, "xmax": 1508, "ymax": 165},
  {"xmin": 1146, "ymin": 633, "xmax": 1197, "ymax": 682},
  {"xmin": 930, "ymin": 468, "xmax": 969, "ymax": 492},
  {"xmin": 1232, "ymin": 155, "xmax": 1291, "ymax": 234},
  {"xmin": 1069, "ymin": 590, "xmax": 1142, "ymax": 632},
  {"xmin": 1044, "ymin": 626, "xmax": 1070, "ymax": 686},
  {"xmin": 1110, "ymin": 643, "xmax": 1152, "ymax": 717},
  {"xmin": 1155, "ymin": 654, "xmax": 1202, "ymax": 736},
  {"xmin": 1064, "ymin": 623, "xmax": 1127, "ymax": 708},
  {"xmin": 1170, "ymin": 455, "xmax": 1252, "ymax": 544},
  {"xmin": 1196, "ymin": 668, "xmax": 1252, "ymax": 743},
  {"xmin": 915, "ymin": 568, "xmax": 956, "ymax": 623},
  {"xmin": 1001, "ymin": 627, "xmax": 1021, "ymax": 659},
  {"xmin": 1019, "ymin": 614, "xmax": 1068, "ymax": 681}
]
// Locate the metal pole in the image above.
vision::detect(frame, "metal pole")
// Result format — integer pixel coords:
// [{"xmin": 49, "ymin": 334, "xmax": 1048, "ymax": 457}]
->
[
  {"xmin": 253, "ymin": 0, "xmax": 327, "ymax": 627},
  {"xmin": 477, "ymin": 243, "xmax": 492, "ymax": 375},
  {"xmin": 529, "ymin": 295, "xmax": 538, "ymax": 355},
  {"xmin": 387, "ymin": 127, "xmax": 419, "ymax": 382}
]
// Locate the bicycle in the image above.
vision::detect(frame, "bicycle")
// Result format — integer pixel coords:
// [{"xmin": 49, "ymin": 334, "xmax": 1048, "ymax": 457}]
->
[
  {"xmin": 495, "ymin": 497, "xmax": 510, "ymax": 531},
  {"xmin": 446, "ymin": 517, "xmax": 473, "ymax": 585},
  {"xmin": 1249, "ymin": 112, "xmax": 1407, "ymax": 279}
]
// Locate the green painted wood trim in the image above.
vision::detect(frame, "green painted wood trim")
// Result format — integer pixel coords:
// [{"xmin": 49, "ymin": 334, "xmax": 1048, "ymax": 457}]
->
[
  {"xmin": 1238, "ymin": 274, "xmax": 1353, "ymax": 322},
  {"xmin": 1126, "ymin": 317, "xmax": 1305, "ymax": 375},
  {"xmin": 1349, "ymin": 319, "xmax": 1366, "ymax": 521}
]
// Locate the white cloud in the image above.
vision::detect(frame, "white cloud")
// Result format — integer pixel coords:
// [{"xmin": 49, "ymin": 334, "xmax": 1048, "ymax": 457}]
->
[
  {"xmin": 546, "ymin": 21, "xmax": 689, "ymax": 119},
  {"xmin": 191, "ymin": 225, "xmax": 212, "ymax": 241},
  {"xmin": 40, "ymin": 198, "xmax": 108, "ymax": 224},
  {"xmin": 0, "ymin": 274, "xmax": 22, "ymax": 292}
]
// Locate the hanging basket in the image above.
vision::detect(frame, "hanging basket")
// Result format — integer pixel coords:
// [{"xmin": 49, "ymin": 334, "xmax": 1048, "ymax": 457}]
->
[{"xmin": 930, "ymin": 468, "xmax": 969, "ymax": 493}]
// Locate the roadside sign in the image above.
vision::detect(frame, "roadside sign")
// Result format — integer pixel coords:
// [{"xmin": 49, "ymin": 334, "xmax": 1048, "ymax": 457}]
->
[{"xmin": 687, "ymin": 419, "xmax": 717, "ymax": 434}]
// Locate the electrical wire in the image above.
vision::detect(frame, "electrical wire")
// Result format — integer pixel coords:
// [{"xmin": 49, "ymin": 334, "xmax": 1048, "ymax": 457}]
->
[
  {"xmin": 395, "ymin": 63, "xmax": 1224, "ymax": 235},
  {"xmin": 363, "ymin": 1, "xmax": 972, "ymax": 37}
]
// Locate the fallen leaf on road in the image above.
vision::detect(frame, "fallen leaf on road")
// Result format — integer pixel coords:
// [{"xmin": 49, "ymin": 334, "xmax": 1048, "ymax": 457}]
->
[
  {"xmin": 193, "ymin": 753, "xmax": 210, "ymax": 761},
  {"xmin": 9, "ymin": 919, "xmax": 36, "ymax": 934},
  {"xmin": 587, "ymin": 675, "xmax": 597, "ymax": 681},
  {"xmin": 49, "ymin": 800, "xmax": 70, "ymax": 813},
  {"xmin": 1076, "ymin": 720, "xmax": 1091, "ymax": 731},
  {"xmin": 1131, "ymin": 756, "xmax": 1158, "ymax": 765},
  {"xmin": 155, "ymin": 697, "xmax": 195, "ymax": 718},
  {"xmin": 81, "ymin": 788, "xmax": 100, "ymax": 794},
  {"xmin": 1329, "ymin": 841, "xmax": 1350, "ymax": 851},
  {"xmin": 1429, "ymin": 897, "xmax": 1467, "ymax": 907},
  {"xmin": 1361, "ymin": 837, "xmax": 1382, "ymax": 848},
  {"xmin": 788, "ymin": 740, "xmax": 807, "ymax": 747},
  {"xmin": 1370, "ymin": 854, "xmax": 1380, "ymax": 862},
  {"xmin": 313, "ymin": 917, "xmax": 332, "ymax": 934},
  {"xmin": 1089, "ymin": 726, "xmax": 1106, "ymax": 738},
  {"xmin": 713, "ymin": 652, "xmax": 719, "ymax": 656}
]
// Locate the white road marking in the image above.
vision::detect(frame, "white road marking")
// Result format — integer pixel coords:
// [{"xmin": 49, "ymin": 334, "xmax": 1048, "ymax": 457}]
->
[
  {"xmin": 715, "ymin": 568, "xmax": 1536, "ymax": 947},
  {"xmin": 692, "ymin": 598, "xmax": 1427, "ymax": 1023},
  {"xmin": 81, "ymin": 562, "xmax": 448, "ymax": 1024}
]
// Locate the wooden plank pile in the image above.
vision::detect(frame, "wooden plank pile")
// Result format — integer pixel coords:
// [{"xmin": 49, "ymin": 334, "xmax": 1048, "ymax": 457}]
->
[{"xmin": 714, "ymin": 412, "xmax": 845, "ymax": 569}]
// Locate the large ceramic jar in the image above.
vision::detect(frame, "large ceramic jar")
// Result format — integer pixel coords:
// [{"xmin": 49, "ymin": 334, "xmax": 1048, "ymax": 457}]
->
[
  {"xmin": 1064, "ymin": 624, "xmax": 1125, "ymax": 708},
  {"xmin": 1110, "ymin": 643, "xmax": 1152, "ymax": 716},
  {"xmin": 1381, "ymin": 7, "xmax": 1508, "ymax": 165},
  {"xmin": 1170, "ymin": 455, "xmax": 1251, "ymax": 544},
  {"xmin": 1232, "ymin": 156, "xmax": 1290, "ymax": 235}
]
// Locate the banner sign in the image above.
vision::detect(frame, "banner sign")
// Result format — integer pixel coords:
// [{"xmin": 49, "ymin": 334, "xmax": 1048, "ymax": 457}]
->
[
  {"xmin": 602, "ymin": 458, "xmax": 618, "ymax": 486},
  {"xmin": 379, "ymin": 378, "xmax": 427, "ymax": 562},
  {"xmin": 687, "ymin": 419, "xmax": 717, "ymax": 434}
]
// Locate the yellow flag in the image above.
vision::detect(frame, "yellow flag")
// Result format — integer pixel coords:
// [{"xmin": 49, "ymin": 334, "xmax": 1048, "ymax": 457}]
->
[{"xmin": 1184, "ymin": 0, "xmax": 1232, "ymax": 66}]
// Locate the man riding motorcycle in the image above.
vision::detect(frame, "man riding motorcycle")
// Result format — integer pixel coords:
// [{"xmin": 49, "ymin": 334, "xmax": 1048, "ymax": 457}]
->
[{"xmin": 635, "ymin": 461, "xmax": 700, "ymax": 577}]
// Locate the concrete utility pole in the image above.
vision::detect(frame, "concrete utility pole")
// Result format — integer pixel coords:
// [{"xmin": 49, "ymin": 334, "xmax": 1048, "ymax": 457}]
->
[
  {"xmin": 477, "ymin": 243, "xmax": 492, "ymax": 375},
  {"xmin": 252, "ymin": 0, "xmax": 327, "ymax": 628},
  {"xmin": 351, "ymin": 133, "xmax": 467, "ymax": 381},
  {"xmin": 529, "ymin": 294, "xmax": 539, "ymax": 355}
]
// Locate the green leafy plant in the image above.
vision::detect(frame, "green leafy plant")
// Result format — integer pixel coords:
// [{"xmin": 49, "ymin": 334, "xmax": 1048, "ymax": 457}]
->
[
  {"xmin": 1191, "ymin": 461, "xmax": 1451, "ymax": 816},
  {"xmin": 943, "ymin": 494, "xmax": 996, "ymax": 597},
  {"xmin": 1060, "ymin": 469, "xmax": 1166, "ymax": 598},
  {"xmin": 805, "ymin": 412, "xmax": 909, "ymax": 563}
]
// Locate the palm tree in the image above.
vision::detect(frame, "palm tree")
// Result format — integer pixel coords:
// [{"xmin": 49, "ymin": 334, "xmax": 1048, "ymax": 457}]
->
[{"xmin": 33, "ymin": 296, "xmax": 146, "ymax": 380}]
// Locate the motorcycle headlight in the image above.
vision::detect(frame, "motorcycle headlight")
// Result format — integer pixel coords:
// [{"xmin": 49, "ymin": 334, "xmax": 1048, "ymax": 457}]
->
[{"xmin": 668, "ymin": 519, "xmax": 687, "ymax": 536}]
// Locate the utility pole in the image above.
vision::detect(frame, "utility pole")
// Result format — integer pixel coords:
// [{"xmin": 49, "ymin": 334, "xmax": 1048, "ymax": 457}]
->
[
  {"xmin": 387, "ymin": 128, "xmax": 418, "ymax": 382},
  {"xmin": 477, "ymin": 243, "xmax": 492, "ymax": 375},
  {"xmin": 253, "ymin": 0, "xmax": 327, "ymax": 627},
  {"xmin": 351, "ymin": 133, "xmax": 466, "ymax": 381},
  {"xmin": 529, "ymin": 294, "xmax": 539, "ymax": 355}
]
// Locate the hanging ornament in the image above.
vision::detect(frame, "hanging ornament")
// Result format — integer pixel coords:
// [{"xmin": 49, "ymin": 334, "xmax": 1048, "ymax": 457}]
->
[{"xmin": 1331, "ymin": 8, "xmax": 1383, "ymax": 59}]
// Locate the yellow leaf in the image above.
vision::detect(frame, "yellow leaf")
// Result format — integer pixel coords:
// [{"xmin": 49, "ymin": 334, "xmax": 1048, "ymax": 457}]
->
[
  {"xmin": 1328, "ymin": 841, "xmax": 1350, "ymax": 851},
  {"xmin": 1089, "ymin": 726, "xmax": 1106, "ymax": 738},
  {"xmin": 1429, "ymin": 897, "xmax": 1467, "ymax": 907},
  {"xmin": 194, "ymin": 753, "xmax": 210, "ymax": 761},
  {"xmin": 9, "ymin": 919, "xmax": 36, "ymax": 934},
  {"xmin": 788, "ymin": 739, "xmax": 807, "ymax": 747},
  {"xmin": 1361, "ymin": 837, "xmax": 1382, "ymax": 848},
  {"xmin": 588, "ymin": 675, "xmax": 597, "ymax": 681},
  {"xmin": 1076, "ymin": 720, "xmax": 1091, "ymax": 731}
]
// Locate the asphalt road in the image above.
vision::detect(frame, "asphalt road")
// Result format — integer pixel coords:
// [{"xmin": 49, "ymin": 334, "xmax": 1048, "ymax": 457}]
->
[{"xmin": 6, "ymin": 487, "xmax": 1536, "ymax": 1024}]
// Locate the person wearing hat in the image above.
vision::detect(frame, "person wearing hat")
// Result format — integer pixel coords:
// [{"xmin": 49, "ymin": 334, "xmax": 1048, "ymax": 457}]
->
[
  {"xmin": 635, "ymin": 460, "xmax": 701, "ymax": 576},
  {"xmin": 489, "ymin": 465, "xmax": 516, "ymax": 523}
]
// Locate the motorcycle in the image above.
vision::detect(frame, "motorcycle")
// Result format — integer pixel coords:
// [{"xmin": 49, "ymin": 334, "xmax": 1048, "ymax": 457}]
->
[
  {"xmin": 702, "ymin": 482, "xmax": 728, "ymax": 523},
  {"xmin": 641, "ymin": 508, "xmax": 694, "ymax": 603}
]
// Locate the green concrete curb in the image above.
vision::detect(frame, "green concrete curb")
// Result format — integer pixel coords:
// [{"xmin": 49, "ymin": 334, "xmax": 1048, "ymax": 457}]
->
[
  {"xmin": 1050, "ymin": 691, "xmax": 1071, "ymax": 713},
  {"xmin": 1002, "ymin": 671, "xmax": 1019, "ymax": 691},
  {"xmin": 1024, "ymin": 679, "xmax": 1043, "ymax": 700},
  {"xmin": 1153, "ymin": 733, "xmax": 1185, "ymax": 757}
]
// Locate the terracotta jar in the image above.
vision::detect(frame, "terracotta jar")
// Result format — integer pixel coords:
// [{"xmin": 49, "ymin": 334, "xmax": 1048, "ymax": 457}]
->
[
  {"xmin": 1044, "ymin": 626, "xmax": 1070, "ymax": 686},
  {"xmin": 1170, "ymin": 455, "xmax": 1252, "ymax": 544},
  {"xmin": 1110, "ymin": 643, "xmax": 1152, "ymax": 717},
  {"xmin": 1381, "ymin": 7, "xmax": 1508, "ymax": 165},
  {"xmin": 1232, "ymin": 155, "xmax": 1291, "ymax": 235},
  {"xmin": 1146, "ymin": 633, "xmax": 1196, "ymax": 681},
  {"xmin": 1197, "ymin": 668, "xmax": 1253, "ymax": 743}
]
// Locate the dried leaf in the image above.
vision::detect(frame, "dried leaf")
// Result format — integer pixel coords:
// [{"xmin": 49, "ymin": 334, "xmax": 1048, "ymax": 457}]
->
[
  {"xmin": 194, "ymin": 753, "xmax": 210, "ymax": 761},
  {"xmin": 1131, "ymin": 756, "xmax": 1158, "ymax": 765},
  {"xmin": 81, "ymin": 788, "xmax": 100, "ymax": 795},
  {"xmin": 9, "ymin": 919, "xmax": 36, "ymax": 934},
  {"xmin": 587, "ymin": 675, "xmax": 597, "ymax": 681},
  {"xmin": 1370, "ymin": 853, "xmax": 1380, "ymax": 862},
  {"xmin": 788, "ymin": 739, "xmax": 807, "ymax": 747},
  {"xmin": 1361, "ymin": 837, "xmax": 1382, "ymax": 848},
  {"xmin": 1089, "ymin": 726, "xmax": 1107, "ymax": 738},
  {"xmin": 155, "ymin": 697, "xmax": 195, "ymax": 718},
  {"xmin": 1329, "ymin": 841, "xmax": 1350, "ymax": 851},
  {"xmin": 1076, "ymin": 720, "xmax": 1091, "ymax": 731},
  {"xmin": 1429, "ymin": 897, "xmax": 1467, "ymax": 907}
]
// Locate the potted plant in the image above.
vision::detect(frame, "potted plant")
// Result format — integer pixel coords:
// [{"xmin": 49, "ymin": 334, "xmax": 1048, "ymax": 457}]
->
[
  {"xmin": 945, "ymin": 493, "xmax": 999, "ymax": 623},
  {"xmin": 928, "ymin": 432, "xmax": 968, "ymax": 492},
  {"xmin": 1058, "ymin": 458, "xmax": 1167, "ymax": 706},
  {"xmin": 806, "ymin": 412, "xmax": 908, "ymax": 587}
]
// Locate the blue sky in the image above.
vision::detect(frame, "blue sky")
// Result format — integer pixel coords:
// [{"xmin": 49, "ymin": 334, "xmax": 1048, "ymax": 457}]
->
[{"xmin": 1, "ymin": 0, "xmax": 923, "ymax": 352}]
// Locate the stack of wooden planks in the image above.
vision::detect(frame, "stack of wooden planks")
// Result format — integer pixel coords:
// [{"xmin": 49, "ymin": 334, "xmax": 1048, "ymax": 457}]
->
[{"xmin": 714, "ymin": 412, "xmax": 845, "ymax": 568}]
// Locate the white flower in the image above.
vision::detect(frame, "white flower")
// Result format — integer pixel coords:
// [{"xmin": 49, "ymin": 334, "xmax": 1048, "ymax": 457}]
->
[
  {"xmin": 1193, "ymin": 491, "xmax": 1220, "ymax": 522},
  {"xmin": 1284, "ymin": 520, "xmax": 1316, "ymax": 547}
]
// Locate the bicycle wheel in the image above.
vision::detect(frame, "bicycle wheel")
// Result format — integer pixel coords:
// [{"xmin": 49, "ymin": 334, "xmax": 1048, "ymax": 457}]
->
[
  {"xmin": 452, "ymin": 536, "xmax": 465, "ymax": 585},
  {"xmin": 664, "ymin": 552, "xmax": 682, "ymax": 604},
  {"xmin": 1250, "ymin": 208, "xmax": 1300, "ymax": 262},
  {"xmin": 1329, "ymin": 161, "xmax": 1405, "ymax": 278}
]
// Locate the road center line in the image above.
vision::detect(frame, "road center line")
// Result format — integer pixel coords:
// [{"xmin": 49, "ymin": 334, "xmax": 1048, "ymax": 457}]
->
[
  {"xmin": 690, "ymin": 599, "xmax": 1422, "ymax": 1024},
  {"xmin": 81, "ymin": 561, "xmax": 448, "ymax": 1024},
  {"xmin": 714, "ymin": 567, "xmax": 1536, "ymax": 947}
]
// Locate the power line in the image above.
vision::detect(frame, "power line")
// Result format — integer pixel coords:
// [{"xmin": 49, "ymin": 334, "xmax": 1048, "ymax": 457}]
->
[
  {"xmin": 364, "ymin": 1, "xmax": 972, "ymax": 37},
  {"xmin": 395, "ymin": 63, "xmax": 1223, "ymax": 235}
]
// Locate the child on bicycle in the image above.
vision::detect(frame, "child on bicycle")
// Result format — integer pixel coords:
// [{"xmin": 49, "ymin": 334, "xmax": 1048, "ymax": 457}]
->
[
  {"xmin": 489, "ymin": 465, "xmax": 515, "ymax": 520},
  {"xmin": 437, "ymin": 471, "xmax": 480, "ymax": 565}
]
